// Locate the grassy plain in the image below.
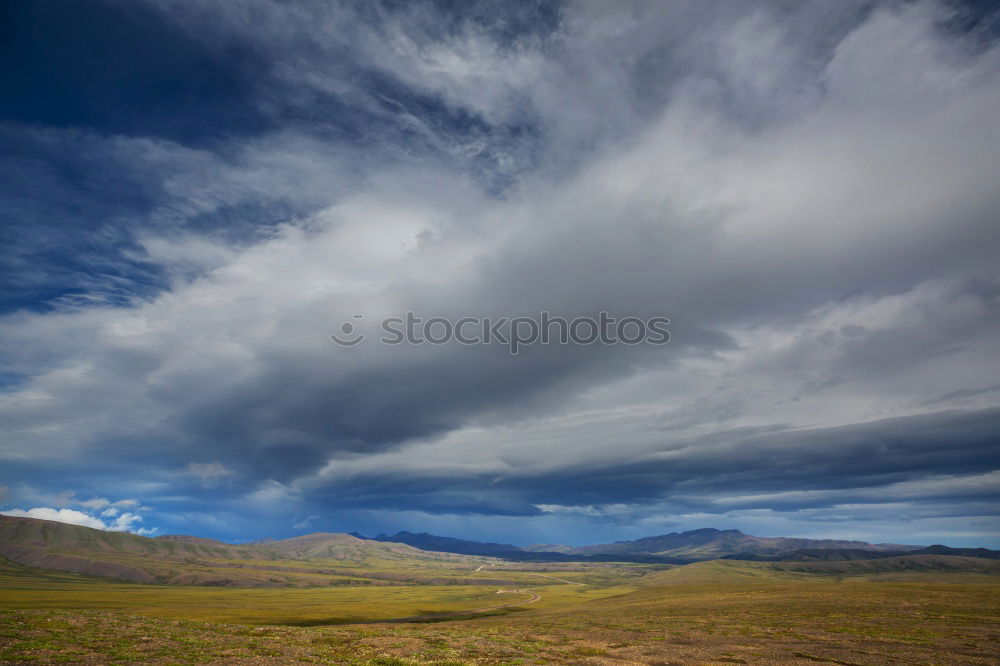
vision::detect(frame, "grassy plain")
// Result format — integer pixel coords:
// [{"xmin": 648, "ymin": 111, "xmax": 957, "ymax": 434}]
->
[
  {"xmin": 0, "ymin": 559, "xmax": 635, "ymax": 624},
  {"xmin": 1, "ymin": 558, "xmax": 998, "ymax": 664}
]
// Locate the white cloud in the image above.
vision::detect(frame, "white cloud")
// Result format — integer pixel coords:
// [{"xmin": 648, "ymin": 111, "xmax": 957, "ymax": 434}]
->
[
  {"xmin": 2, "ymin": 499, "xmax": 157, "ymax": 536},
  {"xmin": 181, "ymin": 462, "xmax": 237, "ymax": 485},
  {"xmin": 293, "ymin": 514, "xmax": 320, "ymax": 530},
  {"xmin": 79, "ymin": 497, "xmax": 140, "ymax": 511},
  {"xmin": 2, "ymin": 507, "xmax": 109, "ymax": 530},
  {"xmin": 108, "ymin": 512, "xmax": 149, "ymax": 533},
  {"xmin": 241, "ymin": 480, "xmax": 303, "ymax": 517}
]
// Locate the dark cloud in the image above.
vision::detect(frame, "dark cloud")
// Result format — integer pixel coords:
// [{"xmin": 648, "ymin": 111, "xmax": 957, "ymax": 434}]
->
[
  {"xmin": 297, "ymin": 408, "xmax": 1000, "ymax": 512},
  {"xmin": 1, "ymin": 0, "xmax": 999, "ymax": 547}
]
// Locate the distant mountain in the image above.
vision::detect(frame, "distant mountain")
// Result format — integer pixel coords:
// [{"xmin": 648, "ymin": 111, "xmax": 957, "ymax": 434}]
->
[
  {"xmin": 360, "ymin": 532, "xmax": 683, "ymax": 562},
  {"xmin": 912, "ymin": 545, "xmax": 1000, "ymax": 559},
  {"xmin": 373, "ymin": 528, "xmax": 925, "ymax": 562}
]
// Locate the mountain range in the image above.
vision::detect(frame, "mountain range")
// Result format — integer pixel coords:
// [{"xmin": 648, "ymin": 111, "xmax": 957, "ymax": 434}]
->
[
  {"xmin": 2, "ymin": 515, "xmax": 997, "ymax": 587},
  {"xmin": 362, "ymin": 528, "xmax": 925, "ymax": 562}
]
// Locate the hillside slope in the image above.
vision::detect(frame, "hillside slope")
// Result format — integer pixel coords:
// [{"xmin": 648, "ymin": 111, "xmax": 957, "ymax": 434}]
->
[
  {"xmin": 253, "ymin": 531, "xmax": 489, "ymax": 563},
  {"xmin": 0, "ymin": 516, "xmax": 241, "ymax": 559},
  {"xmin": 0, "ymin": 516, "xmax": 492, "ymax": 586},
  {"xmin": 722, "ymin": 544, "xmax": 1000, "ymax": 562},
  {"xmin": 769, "ymin": 554, "xmax": 1000, "ymax": 575}
]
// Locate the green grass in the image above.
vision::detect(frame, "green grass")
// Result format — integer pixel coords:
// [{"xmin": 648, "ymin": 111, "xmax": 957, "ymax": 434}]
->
[
  {"xmin": 1, "ymin": 556, "xmax": 998, "ymax": 664},
  {"xmin": 0, "ymin": 558, "xmax": 639, "ymax": 625},
  {"xmin": 0, "ymin": 570, "xmax": 499, "ymax": 624}
]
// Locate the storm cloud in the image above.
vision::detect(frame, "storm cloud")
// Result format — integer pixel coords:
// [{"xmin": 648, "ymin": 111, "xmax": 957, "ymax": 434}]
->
[{"xmin": 1, "ymin": 0, "xmax": 998, "ymax": 546}]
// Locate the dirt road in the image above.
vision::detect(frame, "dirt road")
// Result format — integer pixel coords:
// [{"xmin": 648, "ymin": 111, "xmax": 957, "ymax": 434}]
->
[{"xmin": 496, "ymin": 587, "xmax": 541, "ymax": 603}]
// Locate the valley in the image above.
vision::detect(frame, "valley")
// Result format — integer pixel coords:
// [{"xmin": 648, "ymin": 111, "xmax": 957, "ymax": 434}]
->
[{"xmin": 1, "ymin": 516, "xmax": 998, "ymax": 664}]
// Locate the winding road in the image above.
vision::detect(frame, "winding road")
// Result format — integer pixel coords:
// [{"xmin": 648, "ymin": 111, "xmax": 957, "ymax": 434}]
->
[
  {"xmin": 361, "ymin": 568, "xmax": 585, "ymax": 624},
  {"xmin": 496, "ymin": 587, "xmax": 541, "ymax": 603}
]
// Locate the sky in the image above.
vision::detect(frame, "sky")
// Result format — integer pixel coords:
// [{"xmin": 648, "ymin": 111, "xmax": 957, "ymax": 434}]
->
[{"xmin": 1, "ymin": 0, "xmax": 999, "ymax": 548}]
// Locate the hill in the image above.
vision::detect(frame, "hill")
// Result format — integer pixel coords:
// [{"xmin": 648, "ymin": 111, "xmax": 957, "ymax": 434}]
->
[
  {"xmin": 769, "ymin": 554, "xmax": 1000, "ymax": 575},
  {"xmin": 252, "ymin": 531, "xmax": 487, "ymax": 563},
  {"xmin": 0, "ymin": 515, "xmax": 241, "ymax": 559},
  {"xmin": 0, "ymin": 516, "xmax": 493, "ymax": 586},
  {"xmin": 638, "ymin": 555, "xmax": 1000, "ymax": 585}
]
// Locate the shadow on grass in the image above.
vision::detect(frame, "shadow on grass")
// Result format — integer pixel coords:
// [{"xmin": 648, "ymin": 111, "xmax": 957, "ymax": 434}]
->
[{"xmin": 280, "ymin": 606, "xmax": 530, "ymax": 626}]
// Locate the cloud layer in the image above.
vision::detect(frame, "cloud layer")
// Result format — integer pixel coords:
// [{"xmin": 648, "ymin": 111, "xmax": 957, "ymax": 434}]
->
[{"xmin": 1, "ymin": 0, "xmax": 998, "ymax": 546}]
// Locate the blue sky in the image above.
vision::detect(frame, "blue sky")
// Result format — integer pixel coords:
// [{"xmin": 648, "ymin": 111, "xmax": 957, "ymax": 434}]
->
[{"xmin": 1, "ymin": 0, "xmax": 999, "ymax": 548}]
